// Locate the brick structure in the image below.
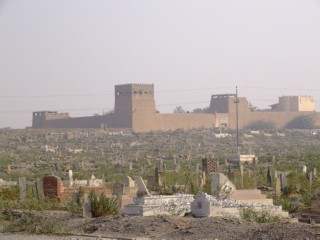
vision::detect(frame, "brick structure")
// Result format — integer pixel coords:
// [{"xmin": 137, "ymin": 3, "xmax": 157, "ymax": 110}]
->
[
  {"xmin": 202, "ymin": 156, "xmax": 219, "ymax": 175},
  {"xmin": 43, "ymin": 175, "xmax": 63, "ymax": 200},
  {"xmin": 43, "ymin": 175, "xmax": 111, "ymax": 202}
]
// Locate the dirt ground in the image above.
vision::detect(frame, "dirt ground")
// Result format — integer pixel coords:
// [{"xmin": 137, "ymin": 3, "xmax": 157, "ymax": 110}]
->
[{"xmin": 1, "ymin": 210, "xmax": 320, "ymax": 240}]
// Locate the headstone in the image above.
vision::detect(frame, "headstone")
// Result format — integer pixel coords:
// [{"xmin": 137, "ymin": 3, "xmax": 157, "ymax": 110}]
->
[
  {"xmin": 83, "ymin": 195, "xmax": 92, "ymax": 219},
  {"xmin": 43, "ymin": 175, "xmax": 63, "ymax": 199},
  {"xmin": 54, "ymin": 163, "xmax": 60, "ymax": 171},
  {"xmin": 72, "ymin": 163, "xmax": 77, "ymax": 171},
  {"xmin": 129, "ymin": 162, "xmax": 133, "ymax": 171},
  {"xmin": 68, "ymin": 170, "xmax": 74, "ymax": 187},
  {"xmin": 35, "ymin": 179, "xmax": 45, "ymax": 200},
  {"xmin": 313, "ymin": 168, "xmax": 317, "ymax": 178},
  {"xmin": 135, "ymin": 176, "xmax": 150, "ymax": 196},
  {"xmin": 303, "ymin": 165, "xmax": 307, "ymax": 174},
  {"xmin": 280, "ymin": 173, "xmax": 288, "ymax": 191},
  {"xmin": 121, "ymin": 175, "xmax": 135, "ymax": 188},
  {"xmin": 147, "ymin": 176, "xmax": 156, "ymax": 187},
  {"xmin": 7, "ymin": 165, "xmax": 11, "ymax": 174},
  {"xmin": 267, "ymin": 166, "xmax": 272, "ymax": 186},
  {"xmin": 174, "ymin": 163, "xmax": 181, "ymax": 173},
  {"xmin": 159, "ymin": 159, "xmax": 164, "ymax": 172},
  {"xmin": 112, "ymin": 182, "xmax": 124, "ymax": 196},
  {"xmin": 275, "ymin": 175, "xmax": 281, "ymax": 197},
  {"xmin": 195, "ymin": 163, "xmax": 200, "ymax": 173},
  {"xmin": 309, "ymin": 171, "xmax": 313, "ymax": 185},
  {"xmin": 210, "ymin": 173, "xmax": 236, "ymax": 198},
  {"xmin": 19, "ymin": 177, "xmax": 27, "ymax": 200}
]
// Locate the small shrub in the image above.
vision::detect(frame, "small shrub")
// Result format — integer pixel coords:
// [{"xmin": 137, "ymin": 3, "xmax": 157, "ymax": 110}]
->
[
  {"xmin": 88, "ymin": 192, "xmax": 119, "ymax": 217},
  {"xmin": 240, "ymin": 207, "xmax": 282, "ymax": 223}
]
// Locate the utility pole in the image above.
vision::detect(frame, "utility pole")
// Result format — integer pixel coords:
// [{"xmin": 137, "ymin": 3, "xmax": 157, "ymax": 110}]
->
[{"xmin": 235, "ymin": 86, "xmax": 240, "ymax": 155}]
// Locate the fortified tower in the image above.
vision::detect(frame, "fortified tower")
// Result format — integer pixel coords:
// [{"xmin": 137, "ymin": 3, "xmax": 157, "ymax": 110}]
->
[{"xmin": 114, "ymin": 84, "xmax": 156, "ymax": 131}]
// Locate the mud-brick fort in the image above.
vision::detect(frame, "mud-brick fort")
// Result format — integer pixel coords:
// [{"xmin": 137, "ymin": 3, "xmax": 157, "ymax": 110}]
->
[{"xmin": 32, "ymin": 83, "xmax": 320, "ymax": 132}]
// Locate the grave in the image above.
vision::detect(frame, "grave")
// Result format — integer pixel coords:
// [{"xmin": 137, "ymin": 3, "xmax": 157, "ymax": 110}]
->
[
  {"xmin": 124, "ymin": 176, "xmax": 193, "ymax": 216},
  {"xmin": 191, "ymin": 192, "xmax": 288, "ymax": 218}
]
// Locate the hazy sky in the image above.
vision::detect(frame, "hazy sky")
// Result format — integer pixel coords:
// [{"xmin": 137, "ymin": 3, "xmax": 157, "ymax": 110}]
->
[{"xmin": 1, "ymin": 0, "xmax": 320, "ymax": 128}]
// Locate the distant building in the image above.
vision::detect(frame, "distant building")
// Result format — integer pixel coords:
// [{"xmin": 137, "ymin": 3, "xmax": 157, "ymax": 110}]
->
[
  {"xmin": 270, "ymin": 96, "xmax": 315, "ymax": 112},
  {"xmin": 32, "ymin": 84, "xmax": 320, "ymax": 132}
]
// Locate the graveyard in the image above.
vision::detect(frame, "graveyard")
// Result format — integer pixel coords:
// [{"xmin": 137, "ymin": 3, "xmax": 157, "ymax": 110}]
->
[{"xmin": 1, "ymin": 127, "xmax": 320, "ymax": 239}]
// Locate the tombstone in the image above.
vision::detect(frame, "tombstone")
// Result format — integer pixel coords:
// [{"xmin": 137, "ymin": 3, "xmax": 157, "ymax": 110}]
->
[
  {"xmin": 147, "ymin": 159, "xmax": 151, "ymax": 166},
  {"xmin": 172, "ymin": 185, "xmax": 177, "ymax": 194},
  {"xmin": 280, "ymin": 173, "xmax": 288, "ymax": 191},
  {"xmin": 35, "ymin": 179, "xmax": 45, "ymax": 200},
  {"xmin": 121, "ymin": 175, "xmax": 135, "ymax": 188},
  {"xmin": 147, "ymin": 176, "xmax": 156, "ymax": 187},
  {"xmin": 19, "ymin": 177, "xmax": 27, "ymax": 200},
  {"xmin": 54, "ymin": 163, "xmax": 60, "ymax": 172},
  {"xmin": 68, "ymin": 170, "xmax": 74, "ymax": 187},
  {"xmin": 198, "ymin": 174, "xmax": 205, "ymax": 190},
  {"xmin": 174, "ymin": 163, "xmax": 181, "ymax": 173},
  {"xmin": 7, "ymin": 165, "xmax": 11, "ymax": 174},
  {"xmin": 303, "ymin": 165, "xmax": 307, "ymax": 174},
  {"xmin": 135, "ymin": 176, "xmax": 150, "ymax": 196},
  {"xmin": 159, "ymin": 159, "xmax": 164, "ymax": 173},
  {"xmin": 313, "ymin": 168, "xmax": 317, "ymax": 178},
  {"xmin": 308, "ymin": 171, "xmax": 313, "ymax": 185},
  {"xmin": 239, "ymin": 164, "xmax": 244, "ymax": 178},
  {"xmin": 154, "ymin": 167, "xmax": 159, "ymax": 185},
  {"xmin": 275, "ymin": 175, "xmax": 281, "ymax": 197},
  {"xmin": 211, "ymin": 173, "xmax": 236, "ymax": 198},
  {"xmin": 72, "ymin": 163, "xmax": 78, "ymax": 171},
  {"xmin": 112, "ymin": 182, "xmax": 124, "ymax": 196},
  {"xmin": 113, "ymin": 183, "xmax": 123, "ymax": 211},
  {"xmin": 83, "ymin": 195, "xmax": 92, "ymax": 219},
  {"xmin": 267, "ymin": 166, "xmax": 272, "ymax": 186},
  {"xmin": 129, "ymin": 162, "xmax": 133, "ymax": 171},
  {"xmin": 43, "ymin": 175, "xmax": 63, "ymax": 200},
  {"xmin": 81, "ymin": 161, "xmax": 85, "ymax": 170},
  {"xmin": 195, "ymin": 163, "xmax": 200, "ymax": 173}
]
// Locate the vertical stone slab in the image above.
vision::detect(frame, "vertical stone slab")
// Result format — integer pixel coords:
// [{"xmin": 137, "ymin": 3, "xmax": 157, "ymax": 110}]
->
[
  {"xmin": 36, "ymin": 179, "xmax": 45, "ymax": 200},
  {"xmin": 303, "ymin": 165, "xmax": 307, "ymax": 174},
  {"xmin": 211, "ymin": 173, "xmax": 220, "ymax": 198},
  {"xmin": 83, "ymin": 195, "xmax": 92, "ymax": 219},
  {"xmin": 112, "ymin": 182, "xmax": 123, "ymax": 210},
  {"xmin": 280, "ymin": 173, "xmax": 288, "ymax": 191},
  {"xmin": 129, "ymin": 162, "xmax": 133, "ymax": 171},
  {"xmin": 313, "ymin": 168, "xmax": 317, "ymax": 178},
  {"xmin": 19, "ymin": 177, "xmax": 27, "ymax": 200},
  {"xmin": 275, "ymin": 175, "xmax": 281, "ymax": 197},
  {"xmin": 159, "ymin": 159, "xmax": 164, "ymax": 173},
  {"xmin": 135, "ymin": 176, "xmax": 150, "ymax": 196}
]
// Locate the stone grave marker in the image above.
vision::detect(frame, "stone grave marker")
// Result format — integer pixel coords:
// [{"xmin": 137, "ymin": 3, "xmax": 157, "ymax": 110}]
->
[
  {"xmin": 112, "ymin": 182, "xmax": 123, "ymax": 210},
  {"xmin": 19, "ymin": 177, "xmax": 27, "ymax": 200},
  {"xmin": 275, "ymin": 175, "xmax": 281, "ymax": 197},
  {"xmin": 36, "ymin": 179, "xmax": 45, "ymax": 200},
  {"xmin": 83, "ymin": 195, "xmax": 92, "ymax": 219},
  {"xmin": 135, "ymin": 176, "xmax": 150, "ymax": 196}
]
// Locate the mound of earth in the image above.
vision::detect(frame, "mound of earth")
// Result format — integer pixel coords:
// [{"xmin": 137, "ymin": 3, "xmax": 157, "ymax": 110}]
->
[{"xmin": 1, "ymin": 210, "xmax": 320, "ymax": 239}]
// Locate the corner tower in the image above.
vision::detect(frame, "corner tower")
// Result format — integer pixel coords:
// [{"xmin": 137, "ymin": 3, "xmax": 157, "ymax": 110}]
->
[{"xmin": 114, "ymin": 84, "xmax": 156, "ymax": 130}]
